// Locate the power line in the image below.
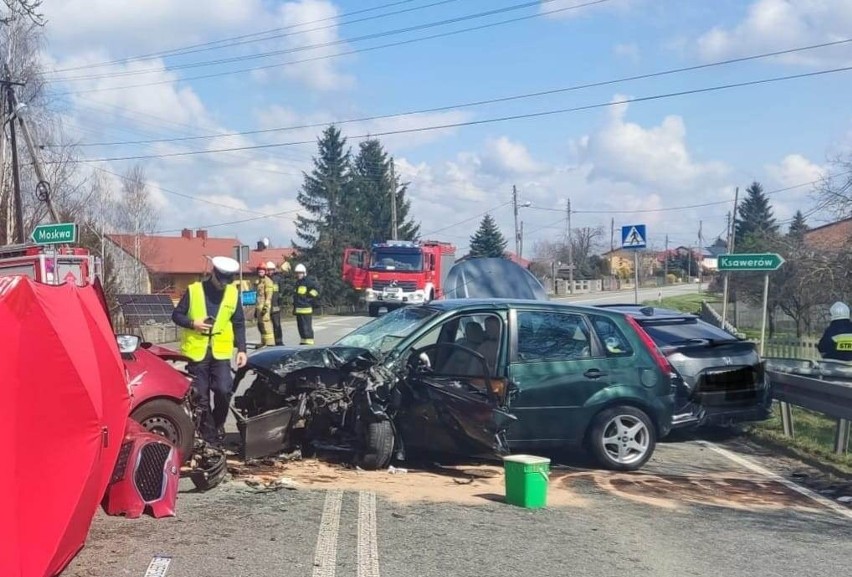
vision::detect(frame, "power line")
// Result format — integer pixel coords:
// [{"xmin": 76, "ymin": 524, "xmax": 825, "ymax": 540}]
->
[
  {"xmin": 64, "ymin": 64, "xmax": 852, "ymax": 163},
  {"xmin": 59, "ymin": 37, "xmax": 852, "ymax": 148},
  {"xmin": 421, "ymin": 201, "xmax": 512, "ymax": 235},
  {"xmin": 154, "ymin": 209, "xmax": 300, "ymax": 234},
  {"xmin": 47, "ymin": 0, "xmax": 460, "ymax": 74},
  {"xmin": 48, "ymin": 0, "xmax": 575, "ymax": 83},
  {"xmin": 50, "ymin": 0, "xmax": 612, "ymax": 95}
]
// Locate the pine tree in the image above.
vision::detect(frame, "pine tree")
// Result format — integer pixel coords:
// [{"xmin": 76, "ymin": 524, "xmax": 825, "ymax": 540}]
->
[
  {"xmin": 293, "ymin": 125, "xmax": 358, "ymax": 306},
  {"xmin": 350, "ymin": 139, "xmax": 419, "ymax": 246},
  {"xmin": 469, "ymin": 214, "xmax": 508, "ymax": 258},
  {"xmin": 734, "ymin": 181, "xmax": 779, "ymax": 248},
  {"xmin": 788, "ymin": 210, "xmax": 808, "ymax": 240}
]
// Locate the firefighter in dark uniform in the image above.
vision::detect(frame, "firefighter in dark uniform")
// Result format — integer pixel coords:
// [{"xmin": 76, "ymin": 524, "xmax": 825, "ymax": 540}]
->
[
  {"xmin": 293, "ymin": 263, "xmax": 320, "ymax": 345},
  {"xmin": 818, "ymin": 302, "xmax": 852, "ymax": 362},
  {"xmin": 171, "ymin": 256, "xmax": 247, "ymax": 444},
  {"xmin": 266, "ymin": 261, "xmax": 285, "ymax": 346}
]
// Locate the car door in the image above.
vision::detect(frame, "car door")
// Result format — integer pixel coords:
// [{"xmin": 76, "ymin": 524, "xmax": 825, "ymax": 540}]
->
[
  {"xmin": 395, "ymin": 311, "xmax": 516, "ymax": 457},
  {"xmin": 506, "ymin": 308, "xmax": 611, "ymax": 446}
]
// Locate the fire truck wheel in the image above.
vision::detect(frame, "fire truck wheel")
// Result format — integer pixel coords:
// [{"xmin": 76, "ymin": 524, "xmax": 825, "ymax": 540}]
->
[{"xmin": 131, "ymin": 399, "xmax": 196, "ymax": 464}]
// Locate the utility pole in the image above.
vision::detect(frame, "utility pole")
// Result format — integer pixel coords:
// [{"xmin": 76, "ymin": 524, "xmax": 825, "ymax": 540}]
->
[
  {"xmin": 698, "ymin": 220, "xmax": 703, "ymax": 292},
  {"xmin": 664, "ymin": 234, "xmax": 669, "ymax": 284},
  {"xmin": 0, "ymin": 85, "xmax": 7, "ymax": 245},
  {"xmin": 610, "ymin": 217, "xmax": 615, "ymax": 291},
  {"xmin": 566, "ymin": 198, "xmax": 574, "ymax": 295},
  {"xmin": 721, "ymin": 187, "xmax": 739, "ymax": 328},
  {"xmin": 390, "ymin": 161, "xmax": 398, "ymax": 240},
  {"xmin": 519, "ymin": 221, "xmax": 524, "ymax": 259},
  {"xmin": 512, "ymin": 185, "xmax": 519, "ymax": 258},
  {"xmin": 7, "ymin": 86, "xmax": 22, "ymax": 244}
]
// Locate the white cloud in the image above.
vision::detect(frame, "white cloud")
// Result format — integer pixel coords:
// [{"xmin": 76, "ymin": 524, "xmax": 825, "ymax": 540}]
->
[
  {"xmin": 766, "ymin": 153, "xmax": 825, "ymax": 189},
  {"xmin": 613, "ymin": 42, "xmax": 640, "ymax": 61},
  {"xmin": 577, "ymin": 95, "xmax": 729, "ymax": 190},
  {"xmin": 696, "ymin": 0, "xmax": 852, "ymax": 65},
  {"xmin": 481, "ymin": 137, "xmax": 547, "ymax": 176}
]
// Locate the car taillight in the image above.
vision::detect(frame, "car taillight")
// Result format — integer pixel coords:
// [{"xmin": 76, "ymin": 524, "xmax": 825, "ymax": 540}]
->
[{"xmin": 626, "ymin": 316, "xmax": 675, "ymax": 374}]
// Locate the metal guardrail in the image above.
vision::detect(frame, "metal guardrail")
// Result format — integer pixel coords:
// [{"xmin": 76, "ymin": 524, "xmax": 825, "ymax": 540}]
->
[{"xmin": 766, "ymin": 357, "xmax": 852, "ymax": 455}]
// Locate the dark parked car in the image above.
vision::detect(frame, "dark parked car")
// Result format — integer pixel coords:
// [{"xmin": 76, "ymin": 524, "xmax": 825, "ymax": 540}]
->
[
  {"xmin": 594, "ymin": 304, "xmax": 772, "ymax": 428},
  {"xmin": 234, "ymin": 299, "xmax": 682, "ymax": 471}
]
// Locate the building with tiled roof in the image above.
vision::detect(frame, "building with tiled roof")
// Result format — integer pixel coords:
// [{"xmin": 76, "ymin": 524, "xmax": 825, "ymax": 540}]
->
[{"xmin": 803, "ymin": 217, "xmax": 852, "ymax": 251}]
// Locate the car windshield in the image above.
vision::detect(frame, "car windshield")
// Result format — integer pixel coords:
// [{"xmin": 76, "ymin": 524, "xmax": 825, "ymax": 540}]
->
[
  {"xmin": 370, "ymin": 249, "xmax": 423, "ymax": 271},
  {"xmin": 335, "ymin": 305, "xmax": 439, "ymax": 355},
  {"xmin": 639, "ymin": 318, "xmax": 740, "ymax": 346}
]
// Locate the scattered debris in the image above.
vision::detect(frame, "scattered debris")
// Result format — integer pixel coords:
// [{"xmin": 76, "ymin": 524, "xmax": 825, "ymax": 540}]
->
[
  {"xmin": 837, "ymin": 496, "xmax": 852, "ymax": 504},
  {"xmin": 388, "ymin": 466, "xmax": 408, "ymax": 475}
]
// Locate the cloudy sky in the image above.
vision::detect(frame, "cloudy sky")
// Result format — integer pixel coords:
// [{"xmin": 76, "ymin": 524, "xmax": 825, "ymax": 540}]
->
[{"xmin": 36, "ymin": 0, "xmax": 852, "ymax": 256}]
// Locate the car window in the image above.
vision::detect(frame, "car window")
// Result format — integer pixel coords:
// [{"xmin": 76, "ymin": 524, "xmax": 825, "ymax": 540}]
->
[
  {"xmin": 589, "ymin": 314, "xmax": 634, "ymax": 357},
  {"xmin": 639, "ymin": 318, "xmax": 738, "ymax": 346},
  {"xmin": 516, "ymin": 311, "xmax": 591, "ymax": 361}
]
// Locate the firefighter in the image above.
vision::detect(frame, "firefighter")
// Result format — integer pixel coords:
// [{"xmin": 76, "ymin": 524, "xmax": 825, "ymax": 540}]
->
[
  {"xmin": 818, "ymin": 302, "xmax": 852, "ymax": 362},
  {"xmin": 266, "ymin": 261, "xmax": 284, "ymax": 346},
  {"xmin": 293, "ymin": 263, "xmax": 320, "ymax": 345},
  {"xmin": 255, "ymin": 264, "xmax": 275, "ymax": 347},
  {"xmin": 171, "ymin": 256, "xmax": 247, "ymax": 444}
]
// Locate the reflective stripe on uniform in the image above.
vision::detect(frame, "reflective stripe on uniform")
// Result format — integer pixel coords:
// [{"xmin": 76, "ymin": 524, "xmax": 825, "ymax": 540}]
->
[
  {"xmin": 295, "ymin": 307, "xmax": 313, "ymax": 314},
  {"xmin": 309, "ymin": 289, "xmax": 319, "ymax": 297},
  {"xmin": 297, "ymin": 285, "xmax": 308, "ymax": 295},
  {"xmin": 300, "ymin": 339, "xmax": 315, "ymax": 345},
  {"xmin": 180, "ymin": 282, "xmax": 238, "ymax": 362}
]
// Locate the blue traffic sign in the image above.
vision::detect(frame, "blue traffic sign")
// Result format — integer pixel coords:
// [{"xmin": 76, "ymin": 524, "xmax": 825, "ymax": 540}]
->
[{"xmin": 621, "ymin": 224, "xmax": 647, "ymax": 249}]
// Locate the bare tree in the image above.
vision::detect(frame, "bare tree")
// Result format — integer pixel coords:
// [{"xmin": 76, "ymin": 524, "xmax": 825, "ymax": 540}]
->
[
  {"xmin": 533, "ymin": 225, "xmax": 604, "ymax": 278},
  {"xmin": 814, "ymin": 155, "xmax": 852, "ymax": 217},
  {"xmin": 1, "ymin": 1, "xmax": 44, "ymax": 26}
]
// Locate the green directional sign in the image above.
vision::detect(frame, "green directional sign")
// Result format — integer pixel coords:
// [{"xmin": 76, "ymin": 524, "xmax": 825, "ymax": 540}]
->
[
  {"xmin": 718, "ymin": 253, "xmax": 784, "ymax": 271},
  {"xmin": 30, "ymin": 222, "xmax": 77, "ymax": 245}
]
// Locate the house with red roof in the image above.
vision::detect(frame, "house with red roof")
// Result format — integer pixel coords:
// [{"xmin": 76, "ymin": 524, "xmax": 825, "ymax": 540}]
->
[{"xmin": 105, "ymin": 228, "xmax": 296, "ymax": 299}]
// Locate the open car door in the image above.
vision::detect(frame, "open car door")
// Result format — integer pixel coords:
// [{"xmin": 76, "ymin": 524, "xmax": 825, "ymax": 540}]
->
[{"xmin": 395, "ymin": 342, "xmax": 516, "ymax": 458}]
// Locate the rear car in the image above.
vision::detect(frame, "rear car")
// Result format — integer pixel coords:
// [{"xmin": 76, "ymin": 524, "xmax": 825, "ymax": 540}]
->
[{"xmin": 595, "ymin": 304, "xmax": 772, "ymax": 428}]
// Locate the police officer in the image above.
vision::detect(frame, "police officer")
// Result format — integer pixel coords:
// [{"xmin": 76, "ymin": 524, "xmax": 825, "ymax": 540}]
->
[
  {"xmin": 255, "ymin": 264, "xmax": 275, "ymax": 347},
  {"xmin": 818, "ymin": 302, "xmax": 852, "ymax": 362},
  {"xmin": 171, "ymin": 256, "xmax": 247, "ymax": 444},
  {"xmin": 267, "ymin": 261, "xmax": 285, "ymax": 346},
  {"xmin": 293, "ymin": 263, "xmax": 320, "ymax": 345}
]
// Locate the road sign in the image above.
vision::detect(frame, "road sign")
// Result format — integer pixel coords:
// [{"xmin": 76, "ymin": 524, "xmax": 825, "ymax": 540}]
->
[
  {"xmin": 717, "ymin": 253, "xmax": 784, "ymax": 271},
  {"xmin": 621, "ymin": 224, "xmax": 646, "ymax": 249},
  {"xmin": 30, "ymin": 222, "xmax": 77, "ymax": 245}
]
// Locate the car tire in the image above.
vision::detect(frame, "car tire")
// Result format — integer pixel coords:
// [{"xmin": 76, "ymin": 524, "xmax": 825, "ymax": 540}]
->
[
  {"xmin": 368, "ymin": 304, "xmax": 380, "ymax": 317},
  {"xmin": 587, "ymin": 405, "xmax": 656, "ymax": 471},
  {"xmin": 131, "ymin": 399, "xmax": 195, "ymax": 464},
  {"xmin": 355, "ymin": 420, "xmax": 394, "ymax": 470}
]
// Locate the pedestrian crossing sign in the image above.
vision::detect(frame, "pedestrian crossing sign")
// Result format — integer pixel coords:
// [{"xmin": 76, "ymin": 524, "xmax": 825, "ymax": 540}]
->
[{"xmin": 621, "ymin": 224, "xmax": 647, "ymax": 249}]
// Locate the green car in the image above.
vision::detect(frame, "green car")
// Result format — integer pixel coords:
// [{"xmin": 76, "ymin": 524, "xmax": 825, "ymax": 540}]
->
[{"xmin": 333, "ymin": 298, "xmax": 678, "ymax": 471}]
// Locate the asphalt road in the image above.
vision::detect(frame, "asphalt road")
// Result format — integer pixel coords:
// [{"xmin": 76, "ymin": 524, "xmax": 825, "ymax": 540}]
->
[{"xmin": 64, "ymin": 285, "xmax": 852, "ymax": 577}]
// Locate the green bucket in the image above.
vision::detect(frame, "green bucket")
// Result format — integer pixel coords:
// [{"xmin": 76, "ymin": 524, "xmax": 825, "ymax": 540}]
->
[{"xmin": 503, "ymin": 454, "xmax": 550, "ymax": 509}]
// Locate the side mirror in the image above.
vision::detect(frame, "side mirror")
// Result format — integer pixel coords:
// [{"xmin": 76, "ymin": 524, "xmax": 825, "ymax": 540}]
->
[{"xmin": 116, "ymin": 334, "xmax": 142, "ymax": 354}]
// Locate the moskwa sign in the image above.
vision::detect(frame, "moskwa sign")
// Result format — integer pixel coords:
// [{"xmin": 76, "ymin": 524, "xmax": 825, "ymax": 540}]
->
[
  {"xmin": 717, "ymin": 253, "xmax": 785, "ymax": 272},
  {"xmin": 30, "ymin": 223, "xmax": 77, "ymax": 245}
]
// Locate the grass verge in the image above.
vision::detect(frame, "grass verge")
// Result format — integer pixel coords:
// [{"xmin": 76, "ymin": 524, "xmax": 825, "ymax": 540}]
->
[
  {"xmin": 746, "ymin": 403, "xmax": 852, "ymax": 475},
  {"xmin": 641, "ymin": 291, "xmax": 720, "ymax": 314}
]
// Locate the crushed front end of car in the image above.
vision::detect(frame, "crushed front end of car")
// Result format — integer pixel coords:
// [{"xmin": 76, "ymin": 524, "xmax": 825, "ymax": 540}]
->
[{"xmin": 232, "ymin": 346, "xmax": 401, "ymax": 468}]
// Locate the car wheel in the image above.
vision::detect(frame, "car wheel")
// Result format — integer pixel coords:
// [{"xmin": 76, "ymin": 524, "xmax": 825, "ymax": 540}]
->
[
  {"xmin": 355, "ymin": 420, "xmax": 394, "ymax": 470},
  {"xmin": 587, "ymin": 406, "xmax": 656, "ymax": 471},
  {"xmin": 368, "ymin": 303, "xmax": 380, "ymax": 317},
  {"xmin": 131, "ymin": 399, "xmax": 195, "ymax": 464}
]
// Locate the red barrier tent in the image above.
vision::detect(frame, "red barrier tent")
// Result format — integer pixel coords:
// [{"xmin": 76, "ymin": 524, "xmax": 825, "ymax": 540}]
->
[{"xmin": 0, "ymin": 276, "xmax": 130, "ymax": 577}]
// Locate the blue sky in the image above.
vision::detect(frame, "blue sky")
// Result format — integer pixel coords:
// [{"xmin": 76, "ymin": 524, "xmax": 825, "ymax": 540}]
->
[{"xmin": 39, "ymin": 0, "xmax": 852, "ymax": 256}]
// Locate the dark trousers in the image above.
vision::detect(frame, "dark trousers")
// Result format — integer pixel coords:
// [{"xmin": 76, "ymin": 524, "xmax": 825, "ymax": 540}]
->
[
  {"xmin": 188, "ymin": 349, "xmax": 233, "ymax": 443},
  {"xmin": 296, "ymin": 313, "xmax": 314, "ymax": 345},
  {"xmin": 271, "ymin": 308, "xmax": 283, "ymax": 345}
]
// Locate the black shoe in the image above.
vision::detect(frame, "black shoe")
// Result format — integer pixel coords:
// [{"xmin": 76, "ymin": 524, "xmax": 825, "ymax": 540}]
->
[{"xmin": 216, "ymin": 426, "xmax": 226, "ymax": 441}]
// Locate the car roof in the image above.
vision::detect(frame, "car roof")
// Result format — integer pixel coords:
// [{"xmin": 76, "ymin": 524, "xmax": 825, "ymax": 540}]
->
[
  {"xmin": 426, "ymin": 298, "xmax": 628, "ymax": 317},
  {"xmin": 593, "ymin": 303, "xmax": 698, "ymax": 320}
]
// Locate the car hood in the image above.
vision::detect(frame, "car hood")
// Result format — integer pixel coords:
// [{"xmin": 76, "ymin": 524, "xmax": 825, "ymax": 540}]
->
[
  {"xmin": 443, "ymin": 257, "xmax": 547, "ymax": 300},
  {"xmin": 245, "ymin": 345, "xmax": 378, "ymax": 376}
]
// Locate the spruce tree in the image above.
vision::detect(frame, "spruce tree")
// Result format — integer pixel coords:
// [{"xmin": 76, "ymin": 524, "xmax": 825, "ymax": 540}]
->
[
  {"xmin": 293, "ymin": 125, "xmax": 357, "ymax": 305},
  {"xmin": 469, "ymin": 214, "xmax": 508, "ymax": 258},
  {"xmin": 734, "ymin": 181, "xmax": 779, "ymax": 248},
  {"xmin": 788, "ymin": 210, "xmax": 808, "ymax": 241},
  {"xmin": 351, "ymin": 139, "xmax": 419, "ymax": 245}
]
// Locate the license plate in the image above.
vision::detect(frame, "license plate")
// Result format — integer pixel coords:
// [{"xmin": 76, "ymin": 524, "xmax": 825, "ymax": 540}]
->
[
  {"xmin": 702, "ymin": 367, "xmax": 757, "ymax": 392},
  {"xmin": 385, "ymin": 287, "xmax": 401, "ymax": 294}
]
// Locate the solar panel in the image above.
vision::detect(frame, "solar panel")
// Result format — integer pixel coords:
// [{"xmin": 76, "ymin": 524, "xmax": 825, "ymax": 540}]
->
[{"xmin": 117, "ymin": 294, "xmax": 176, "ymax": 326}]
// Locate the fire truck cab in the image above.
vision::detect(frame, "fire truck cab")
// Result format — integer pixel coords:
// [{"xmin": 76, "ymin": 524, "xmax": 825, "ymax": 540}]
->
[{"xmin": 0, "ymin": 243, "xmax": 97, "ymax": 286}]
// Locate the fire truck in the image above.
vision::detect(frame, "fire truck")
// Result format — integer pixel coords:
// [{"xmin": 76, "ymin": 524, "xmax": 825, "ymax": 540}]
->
[
  {"xmin": 343, "ymin": 239, "xmax": 456, "ymax": 317},
  {"xmin": 0, "ymin": 243, "xmax": 97, "ymax": 285}
]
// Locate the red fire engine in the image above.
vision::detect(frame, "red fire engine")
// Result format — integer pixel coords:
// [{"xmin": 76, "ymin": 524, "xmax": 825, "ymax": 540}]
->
[
  {"xmin": 343, "ymin": 239, "xmax": 456, "ymax": 317},
  {"xmin": 0, "ymin": 243, "xmax": 97, "ymax": 286}
]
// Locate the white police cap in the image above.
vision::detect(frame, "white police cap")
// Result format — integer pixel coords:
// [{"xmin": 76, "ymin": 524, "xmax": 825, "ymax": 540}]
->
[{"xmin": 211, "ymin": 256, "xmax": 240, "ymax": 275}]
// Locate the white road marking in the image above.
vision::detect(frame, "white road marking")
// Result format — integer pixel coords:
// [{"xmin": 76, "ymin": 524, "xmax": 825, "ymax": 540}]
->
[
  {"xmin": 142, "ymin": 556, "xmax": 172, "ymax": 577},
  {"xmin": 357, "ymin": 491, "xmax": 381, "ymax": 577},
  {"xmin": 312, "ymin": 490, "xmax": 344, "ymax": 577},
  {"xmin": 698, "ymin": 440, "xmax": 852, "ymax": 521}
]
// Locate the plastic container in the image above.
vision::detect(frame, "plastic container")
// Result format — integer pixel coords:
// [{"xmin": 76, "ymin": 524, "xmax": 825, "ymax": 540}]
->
[{"xmin": 503, "ymin": 454, "xmax": 550, "ymax": 509}]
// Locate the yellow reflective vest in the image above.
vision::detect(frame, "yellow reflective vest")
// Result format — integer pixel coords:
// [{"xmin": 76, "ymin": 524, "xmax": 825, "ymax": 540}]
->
[{"xmin": 180, "ymin": 281, "xmax": 239, "ymax": 362}]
